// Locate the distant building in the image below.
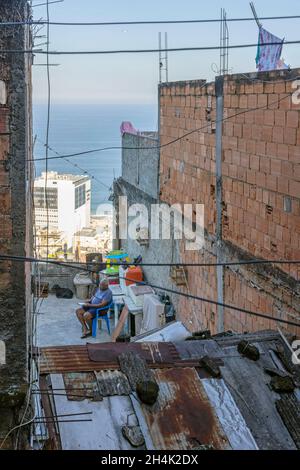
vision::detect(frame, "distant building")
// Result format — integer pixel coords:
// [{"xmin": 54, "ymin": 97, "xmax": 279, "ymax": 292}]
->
[{"xmin": 34, "ymin": 171, "xmax": 91, "ymax": 246}]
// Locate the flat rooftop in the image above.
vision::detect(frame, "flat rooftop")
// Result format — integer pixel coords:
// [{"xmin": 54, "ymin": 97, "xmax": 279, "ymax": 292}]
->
[{"xmin": 36, "ymin": 294, "xmax": 112, "ymax": 347}]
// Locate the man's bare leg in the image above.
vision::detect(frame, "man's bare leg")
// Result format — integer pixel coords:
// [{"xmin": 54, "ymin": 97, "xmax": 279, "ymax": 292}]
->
[
  {"xmin": 76, "ymin": 308, "xmax": 89, "ymax": 334},
  {"xmin": 83, "ymin": 312, "xmax": 93, "ymax": 335}
]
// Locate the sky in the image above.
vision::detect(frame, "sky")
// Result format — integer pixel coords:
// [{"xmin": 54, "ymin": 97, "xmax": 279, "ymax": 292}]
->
[{"xmin": 32, "ymin": 0, "xmax": 300, "ymax": 104}]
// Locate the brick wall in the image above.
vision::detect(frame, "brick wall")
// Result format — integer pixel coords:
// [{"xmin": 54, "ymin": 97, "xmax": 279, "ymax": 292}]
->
[
  {"xmin": 0, "ymin": 0, "xmax": 33, "ymax": 448},
  {"xmin": 159, "ymin": 70, "xmax": 300, "ymax": 337}
]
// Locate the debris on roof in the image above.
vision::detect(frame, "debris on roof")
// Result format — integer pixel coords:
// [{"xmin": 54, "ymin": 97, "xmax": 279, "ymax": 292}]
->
[{"xmin": 34, "ymin": 330, "xmax": 300, "ymax": 450}]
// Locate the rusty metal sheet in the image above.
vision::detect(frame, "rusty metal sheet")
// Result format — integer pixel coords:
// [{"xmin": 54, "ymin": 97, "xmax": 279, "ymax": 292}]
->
[
  {"xmin": 136, "ymin": 367, "xmax": 231, "ymax": 450},
  {"xmin": 37, "ymin": 345, "xmax": 204, "ymax": 374},
  {"xmin": 95, "ymin": 370, "xmax": 131, "ymax": 396},
  {"xmin": 63, "ymin": 372, "xmax": 99, "ymax": 401},
  {"xmin": 87, "ymin": 342, "xmax": 180, "ymax": 364}
]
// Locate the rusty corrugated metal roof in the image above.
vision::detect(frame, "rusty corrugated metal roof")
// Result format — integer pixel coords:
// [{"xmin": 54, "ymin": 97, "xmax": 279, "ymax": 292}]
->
[
  {"xmin": 87, "ymin": 342, "xmax": 180, "ymax": 363},
  {"xmin": 134, "ymin": 367, "xmax": 231, "ymax": 450},
  {"xmin": 37, "ymin": 344, "xmax": 196, "ymax": 374},
  {"xmin": 63, "ymin": 372, "xmax": 98, "ymax": 401}
]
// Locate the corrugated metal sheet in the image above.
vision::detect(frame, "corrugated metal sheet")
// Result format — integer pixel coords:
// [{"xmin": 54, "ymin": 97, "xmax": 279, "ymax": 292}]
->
[
  {"xmin": 133, "ymin": 367, "xmax": 231, "ymax": 450},
  {"xmin": 87, "ymin": 342, "xmax": 180, "ymax": 364},
  {"xmin": 202, "ymin": 379, "xmax": 258, "ymax": 450},
  {"xmin": 220, "ymin": 345, "xmax": 297, "ymax": 450},
  {"xmin": 38, "ymin": 344, "xmax": 195, "ymax": 374},
  {"xmin": 50, "ymin": 374, "xmax": 145, "ymax": 450},
  {"xmin": 63, "ymin": 372, "xmax": 98, "ymax": 401},
  {"xmin": 95, "ymin": 370, "xmax": 131, "ymax": 396},
  {"xmin": 174, "ymin": 339, "xmax": 224, "ymax": 360}
]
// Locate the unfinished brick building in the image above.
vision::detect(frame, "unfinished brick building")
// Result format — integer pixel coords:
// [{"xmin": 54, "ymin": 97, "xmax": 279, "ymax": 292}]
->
[
  {"xmin": 0, "ymin": 0, "xmax": 33, "ymax": 448},
  {"xmin": 159, "ymin": 69, "xmax": 300, "ymax": 337}
]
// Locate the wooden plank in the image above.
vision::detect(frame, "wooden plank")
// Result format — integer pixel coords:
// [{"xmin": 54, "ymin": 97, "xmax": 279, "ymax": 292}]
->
[{"xmin": 111, "ymin": 305, "xmax": 129, "ymax": 342}]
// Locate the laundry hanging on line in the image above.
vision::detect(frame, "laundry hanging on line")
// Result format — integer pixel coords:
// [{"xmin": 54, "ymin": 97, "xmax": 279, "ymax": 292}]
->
[{"xmin": 255, "ymin": 27, "xmax": 284, "ymax": 72}]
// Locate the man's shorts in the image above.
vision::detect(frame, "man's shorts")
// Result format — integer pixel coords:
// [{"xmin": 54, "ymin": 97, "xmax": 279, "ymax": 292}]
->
[
  {"xmin": 82, "ymin": 305, "xmax": 97, "ymax": 318},
  {"xmin": 82, "ymin": 305, "xmax": 108, "ymax": 319}
]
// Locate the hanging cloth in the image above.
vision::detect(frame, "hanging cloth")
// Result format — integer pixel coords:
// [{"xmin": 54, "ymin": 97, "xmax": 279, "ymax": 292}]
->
[{"xmin": 255, "ymin": 27, "xmax": 284, "ymax": 72}]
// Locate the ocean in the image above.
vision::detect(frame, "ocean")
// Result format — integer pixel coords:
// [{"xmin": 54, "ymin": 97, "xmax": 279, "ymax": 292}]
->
[{"xmin": 33, "ymin": 103, "xmax": 157, "ymax": 213}]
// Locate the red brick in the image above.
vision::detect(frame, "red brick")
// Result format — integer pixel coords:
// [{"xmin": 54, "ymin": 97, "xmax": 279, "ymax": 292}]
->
[
  {"xmin": 288, "ymin": 145, "xmax": 300, "ymax": 163},
  {"xmin": 256, "ymin": 141, "xmax": 266, "ymax": 156},
  {"xmin": 266, "ymin": 142, "xmax": 277, "ymax": 158},
  {"xmin": 274, "ymin": 110, "xmax": 286, "ymax": 127},
  {"xmin": 248, "ymin": 94, "xmax": 257, "ymax": 108},
  {"xmin": 279, "ymin": 94, "xmax": 291, "ymax": 110},
  {"xmin": 277, "ymin": 143, "xmax": 289, "ymax": 160},
  {"xmin": 0, "ymin": 107, "xmax": 9, "ymax": 133},
  {"xmin": 261, "ymin": 126, "xmax": 273, "ymax": 143},
  {"xmin": 251, "ymin": 124, "xmax": 262, "ymax": 141},
  {"xmin": 265, "ymin": 175, "xmax": 277, "ymax": 192},
  {"xmin": 257, "ymin": 94, "xmax": 268, "ymax": 107},
  {"xmin": 277, "ymin": 177, "xmax": 289, "ymax": 194},
  {"xmin": 0, "ymin": 135, "xmax": 9, "ymax": 161},
  {"xmin": 0, "ymin": 216, "xmax": 12, "ymax": 238},
  {"xmin": 272, "ymin": 126, "xmax": 284, "ymax": 144},
  {"xmin": 270, "ymin": 159, "xmax": 281, "ymax": 176},
  {"xmin": 268, "ymin": 94, "xmax": 279, "ymax": 109},
  {"xmin": 264, "ymin": 83, "xmax": 274, "ymax": 94},
  {"xmin": 264, "ymin": 110, "xmax": 275, "ymax": 126},
  {"xmin": 281, "ymin": 161, "xmax": 294, "ymax": 177},
  {"xmin": 284, "ymin": 128, "xmax": 297, "ymax": 145},
  {"xmin": 256, "ymin": 172, "xmax": 266, "ymax": 187},
  {"xmin": 255, "ymin": 109, "xmax": 265, "ymax": 125},
  {"xmin": 0, "ymin": 189, "xmax": 11, "ymax": 213},
  {"xmin": 289, "ymin": 180, "xmax": 300, "ymax": 198},
  {"xmin": 241, "ymin": 153, "xmax": 250, "ymax": 169},
  {"xmin": 274, "ymin": 82, "xmax": 286, "ymax": 94},
  {"xmin": 286, "ymin": 110, "xmax": 299, "ymax": 128},
  {"xmin": 294, "ymin": 164, "xmax": 300, "ymax": 180}
]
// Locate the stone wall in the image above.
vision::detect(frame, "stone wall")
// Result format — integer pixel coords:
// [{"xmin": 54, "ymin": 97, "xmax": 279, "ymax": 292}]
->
[{"xmin": 0, "ymin": 0, "xmax": 33, "ymax": 448}]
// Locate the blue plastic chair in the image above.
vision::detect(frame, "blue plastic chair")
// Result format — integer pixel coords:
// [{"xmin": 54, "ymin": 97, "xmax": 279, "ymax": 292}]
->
[{"xmin": 92, "ymin": 301, "xmax": 114, "ymax": 337}]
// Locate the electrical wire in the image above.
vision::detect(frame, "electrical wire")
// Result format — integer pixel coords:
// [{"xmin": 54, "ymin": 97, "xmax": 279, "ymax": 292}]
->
[
  {"xmin": 1, "ymin": 254, "xmax": 300, "ymax": 269},
  {"xmin": 36, "ymin": 138, "xmax": 111, "ymax": 190},
  {"xmin": 2, "ymin": 14, "xmax": 300, "ymax": 26},
  {"xmin": 31, "ymin": 92, "xmax": 292, "ymax": 162},
  {"xmin": 3, "ymin": 39, "xmax": 300, "ymax": 55},
  {"xmin": 0, "ymin": 254, "xmax": 299, "ymax": 329}
]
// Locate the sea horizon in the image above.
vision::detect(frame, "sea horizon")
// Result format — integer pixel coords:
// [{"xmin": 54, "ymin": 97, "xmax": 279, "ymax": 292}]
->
[{"xmin": 33, "ymin": 102, "xmax": 158, "ymax": 214}]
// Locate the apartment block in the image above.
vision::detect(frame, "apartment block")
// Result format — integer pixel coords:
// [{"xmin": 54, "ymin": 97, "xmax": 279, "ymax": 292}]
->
[{"xmin": 34, "ymin": 171, "xmax": 91, "ymax": 248}]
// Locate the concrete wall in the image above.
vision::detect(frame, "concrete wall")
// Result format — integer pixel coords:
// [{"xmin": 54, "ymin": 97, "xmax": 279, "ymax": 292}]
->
[
  {"xmin": 114, "ymin": 178, "xmax": 182, "ymax": 305},
  {"xmin": 122, "ymin": 132, "xmax": 159, "ymax": 200},
  {"xmin": 159, "ymin": 70, "xmax": 300, "ymax": 337},
  {"xmin": 38, "ymin": 263, "xmax": 84, "ymax": 293},
  {"xmin": 114, "ymin": 130, "xmax": 187, "ymax": 314},
  {"xmin": 0, "ymin": 0, "xmax": 33, "ymax": 447}
]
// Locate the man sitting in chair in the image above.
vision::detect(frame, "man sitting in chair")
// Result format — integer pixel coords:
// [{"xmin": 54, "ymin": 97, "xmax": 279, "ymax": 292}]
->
[{"xmin": 76, "ymin": 279, "xmax": 113, "ymax": 339}]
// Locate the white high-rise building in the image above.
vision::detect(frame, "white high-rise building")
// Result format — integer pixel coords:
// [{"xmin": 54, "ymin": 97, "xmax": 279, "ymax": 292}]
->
[{"xmin": 34, "ymin": 171, "xmax": 91, "ymax": 247}]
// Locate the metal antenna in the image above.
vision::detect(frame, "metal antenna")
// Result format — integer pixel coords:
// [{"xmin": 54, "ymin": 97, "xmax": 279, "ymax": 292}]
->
[
  {"xmin": 219, "ymin": 8, "xmax": 229, "ymax": 75},
  {"xmin": 165, "ymin": 32, "xmax": 169, "ymax": 83},
  {"xmin": 250, "ymin": 2, "xmax": 262, "ymax": 28},
  {"xmin": 158, "ymin": 32, "xmax": 169, "ymax": 83},
  {"xmin": 159, "ymin": 32, "xmax": 162, "ymax": 84}
]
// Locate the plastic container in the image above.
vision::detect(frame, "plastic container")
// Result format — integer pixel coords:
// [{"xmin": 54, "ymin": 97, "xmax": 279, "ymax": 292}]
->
[
  {"xmin": 104, "ymin": 250, "xmax": 129, "ymax": 275},
  {"xmin": 125, "ymin": 266, "xmax": 143, "ymax": 286},
  {"xmin": 73, "ymin": 273, "xmax": 93, "ymax": 299}
]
